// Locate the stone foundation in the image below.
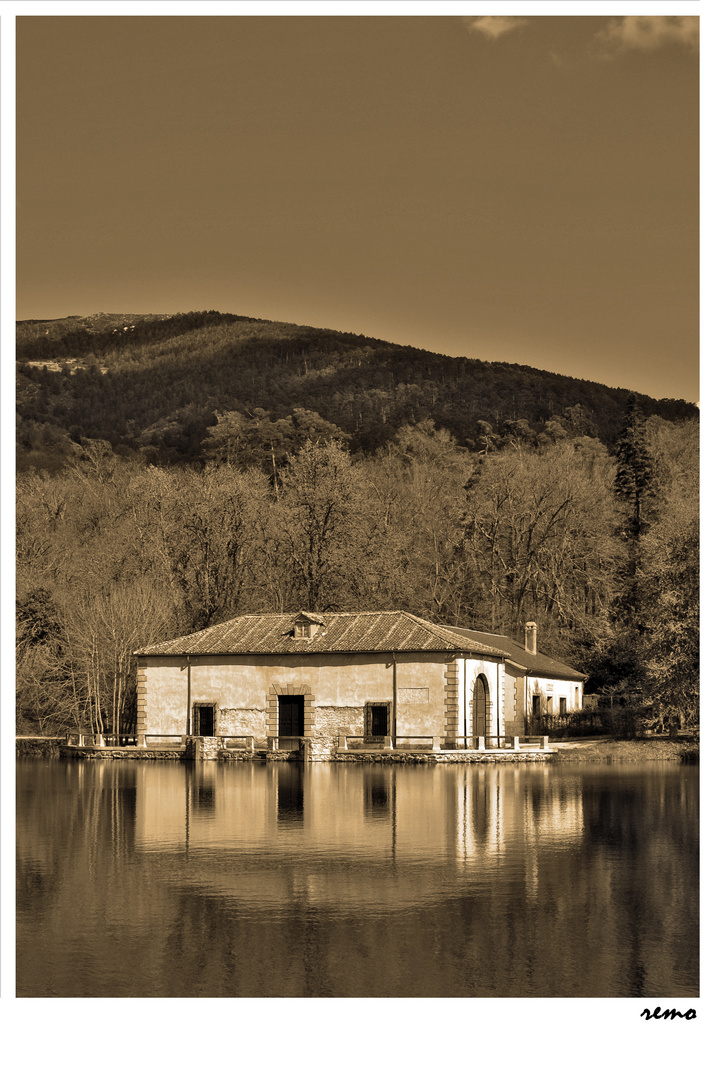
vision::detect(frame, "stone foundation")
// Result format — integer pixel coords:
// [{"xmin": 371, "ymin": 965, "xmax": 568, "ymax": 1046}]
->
[
  {"xmin": 35, "ymin": 735, "xmax": 553, "ymax": 764},
  {"xmin": 303, "ymin": 736, "xmax": 334, "ymax": 761},
  {"xmin": 60, "ymin": 745, "xmax": 186, "ymax": 760},
  {"xmin": 336, "ymin": 750, "xmax": 553, "ymax": 764},
  {"xmin": 186, "ymin": 735, "xmax": 221, "ymax": 760},
  {"xmin": 218, "ymin": 748, "xmax": 256, "ymax": 761}
]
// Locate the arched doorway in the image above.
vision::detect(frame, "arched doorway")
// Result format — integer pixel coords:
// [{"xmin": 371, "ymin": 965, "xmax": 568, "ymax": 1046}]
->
[{"xmin": 473, "ymin": 675, "xmax": 489, "ymax": 738}]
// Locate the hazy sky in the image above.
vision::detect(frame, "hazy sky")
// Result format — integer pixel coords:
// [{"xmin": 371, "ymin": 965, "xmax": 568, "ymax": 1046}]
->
[{"xmin": 16, "ymin": 13, "xmax": 699, "ymax": 401}]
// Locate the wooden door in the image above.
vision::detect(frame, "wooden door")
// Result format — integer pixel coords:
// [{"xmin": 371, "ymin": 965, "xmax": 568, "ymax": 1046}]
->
[
  {"xmin": 278, "ymin": 695, "xmax": 304, "ymax": 737},
  {"xmin": 474, "ymin": 678, "xmax": 487, "ymax": 737}
]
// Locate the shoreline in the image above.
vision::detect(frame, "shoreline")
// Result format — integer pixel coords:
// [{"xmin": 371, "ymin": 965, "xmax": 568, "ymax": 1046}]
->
[
  {"xmin": 16, "ymin": 734, "xmax": 698, "ymax": 762},
  {"xmin": 548, "ymin": 736, "xmax": 698, "ymax": 761}
]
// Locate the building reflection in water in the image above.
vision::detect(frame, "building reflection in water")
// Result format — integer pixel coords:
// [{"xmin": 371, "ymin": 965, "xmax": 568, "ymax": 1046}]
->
[
  {"xmin": 17, "ymin": 757, "xmax": 698, "ymax": 997},
  {"xmin": 190, "ymin": 766, "xmax": 217, "ymax": 816},
  {"xmin": 135, "ymin": 761, "xmax": 587, "ymax": 905},
  {"xmin": 276, "ymin": 763, "xmax": 304, "ymax": 826},
  {"xmin": 363, "ymin": 768, "xmax": 391, "ymax": 819}
]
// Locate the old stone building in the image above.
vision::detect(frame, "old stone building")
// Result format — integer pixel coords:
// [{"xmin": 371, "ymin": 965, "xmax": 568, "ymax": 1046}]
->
[{"xmin": 136, "ymin": 611, "xmax": 585, "ymax": 750}]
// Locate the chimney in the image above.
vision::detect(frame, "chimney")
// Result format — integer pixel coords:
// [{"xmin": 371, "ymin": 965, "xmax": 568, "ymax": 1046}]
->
[{"xmin": 524, "ymin": 622, "xmax": 537, "ymax": 655}]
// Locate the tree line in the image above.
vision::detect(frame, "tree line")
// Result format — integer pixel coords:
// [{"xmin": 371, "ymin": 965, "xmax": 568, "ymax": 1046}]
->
[{"xmin": 16, "ymin": 403, "xmax": 698, "ymax": 739}]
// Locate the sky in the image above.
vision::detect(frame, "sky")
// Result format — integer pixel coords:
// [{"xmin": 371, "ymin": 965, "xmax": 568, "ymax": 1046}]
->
[{"xmin": 15, "ymin": 9, "xmax": 700, "ymax": 402}]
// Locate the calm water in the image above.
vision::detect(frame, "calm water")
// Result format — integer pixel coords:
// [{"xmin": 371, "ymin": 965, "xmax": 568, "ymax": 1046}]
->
[{"xmin": 17, "ymin": 758, "xmax": 698, "ymax": 997}]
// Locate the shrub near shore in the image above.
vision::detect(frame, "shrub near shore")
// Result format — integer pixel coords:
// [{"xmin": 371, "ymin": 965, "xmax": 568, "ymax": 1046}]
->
[{"xmin": 551, "ymin": 737, "xmax": 698, "ymax": 762}]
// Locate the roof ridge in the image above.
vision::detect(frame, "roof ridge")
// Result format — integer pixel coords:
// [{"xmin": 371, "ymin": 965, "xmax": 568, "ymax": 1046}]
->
[
  {"xmin": 137, "ymin": 610, "xmax": 513, "ymax": 657},
  {"xmin": 405, "ymin": 613, "xmax": 507, "ymax": 655},
  {"xmin": 444, "ymin": 623, "xmax": 506, "ymax": 638}
]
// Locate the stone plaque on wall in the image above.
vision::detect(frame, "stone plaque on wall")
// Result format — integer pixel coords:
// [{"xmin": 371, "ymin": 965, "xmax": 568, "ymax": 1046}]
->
[{"xmin": 398, "ymin": 687, "xmax": 430, "ymax": 704}]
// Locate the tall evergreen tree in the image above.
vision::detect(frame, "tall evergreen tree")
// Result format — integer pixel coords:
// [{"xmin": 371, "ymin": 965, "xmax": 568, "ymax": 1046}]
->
[{"xmin": 614, "ymin": 394, "xmax": 656, "ymax": 539}]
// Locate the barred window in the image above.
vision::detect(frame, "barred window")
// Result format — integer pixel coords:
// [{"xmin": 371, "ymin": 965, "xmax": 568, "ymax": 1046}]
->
[{"xmin": 365, "ymin": 701, "xmax": 391, "ymax": 740}]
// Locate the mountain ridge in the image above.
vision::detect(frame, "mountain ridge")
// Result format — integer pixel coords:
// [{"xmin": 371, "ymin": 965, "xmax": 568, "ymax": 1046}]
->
[{"xmin": 17, "ymin": 309, "xmax": 698, "ymax": 471}]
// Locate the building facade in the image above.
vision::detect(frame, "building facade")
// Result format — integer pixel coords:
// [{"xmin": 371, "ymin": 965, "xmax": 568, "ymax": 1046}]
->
[
  {"xmin": 443, "ymin": 621, "xmax": 586, "ymax": 728},
  {"xmin": 136, "ymin": 611, "xmax": 585, "ymax": 749}
]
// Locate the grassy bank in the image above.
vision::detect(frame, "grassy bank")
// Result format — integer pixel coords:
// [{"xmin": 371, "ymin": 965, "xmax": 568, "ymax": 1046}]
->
[{"xmin": 550, "ymin": 736, "xmax": 698, "ymax": 762}]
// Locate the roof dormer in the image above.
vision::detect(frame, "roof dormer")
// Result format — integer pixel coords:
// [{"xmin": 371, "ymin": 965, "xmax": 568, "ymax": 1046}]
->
[{"xmin": 293, "ymin": 612, "xmax": 325, "ymax": 640}]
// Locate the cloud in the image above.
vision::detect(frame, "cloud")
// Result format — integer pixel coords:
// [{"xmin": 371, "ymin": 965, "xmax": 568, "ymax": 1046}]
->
[
  {"xmin": 600, "ymin": 16, "xmax": 699, "ymax": 54},
  {"xmin": 466, "ymin": 17, "xmax": 527, "ymax": 42}
]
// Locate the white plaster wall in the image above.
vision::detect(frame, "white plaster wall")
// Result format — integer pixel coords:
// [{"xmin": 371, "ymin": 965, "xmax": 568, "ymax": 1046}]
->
[
  {"xmin": 527, "ymin": 677, "xmax": 583, "ymax": 715},
  {"xmin": 460, "ymin": 657, "xmax": 503, "ymax": 739},
  {"xmin": 141, "ymin": 655, "xmax": 188, "ymax": 736}
]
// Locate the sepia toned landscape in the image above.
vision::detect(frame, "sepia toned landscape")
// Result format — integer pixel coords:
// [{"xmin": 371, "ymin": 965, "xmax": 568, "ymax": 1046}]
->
[{"xmin": 13, "ymin": 11, "xmax": 699, "ymax": 1016}]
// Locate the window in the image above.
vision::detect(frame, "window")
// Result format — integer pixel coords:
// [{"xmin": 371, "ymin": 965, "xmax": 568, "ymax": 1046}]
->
[
  {"xmin": 365, "ymin": 702, "xmax": 391, "ymax": 740},
  {"xmin": 293, "ymin": 614, "xmax": 324, "ymax": 638},
  {"xmin": 532, "ymin": 695, "xmax": 541, "ymax": 715},
  {"xmin": 559, "ymin": 697, "xmax": 567, "ymax": 716},
  {"xmin": 192, "ymin": 702, "xmax": 216, "ymax": 736}
]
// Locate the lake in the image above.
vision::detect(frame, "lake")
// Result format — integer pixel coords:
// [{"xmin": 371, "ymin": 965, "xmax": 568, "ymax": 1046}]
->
[{"xmin": 16, "ymin": 757, "xmax": 698, "ymax": 997}]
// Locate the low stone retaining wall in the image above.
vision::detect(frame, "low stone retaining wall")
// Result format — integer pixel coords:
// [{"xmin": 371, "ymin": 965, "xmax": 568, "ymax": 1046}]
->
[
  {"xmin": 20, "ymin": 736, "xmax": 554, "ymax": 764},
  {"xmin": 336, "ymin": 750, "xmax": 554, "ymax": 764},
  {"xmin": 61, "ymin": 745, "xmax": 186, "ymax": 760}
]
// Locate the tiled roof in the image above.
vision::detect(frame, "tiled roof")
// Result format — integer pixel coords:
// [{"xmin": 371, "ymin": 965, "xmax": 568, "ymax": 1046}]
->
[
  {"xmin": 137, "ymin": 611, "xmax": 509, "ymax": 658},
  {"xmin": 442, "ymin": 626, "xmax": 586, "ymax": 680}
]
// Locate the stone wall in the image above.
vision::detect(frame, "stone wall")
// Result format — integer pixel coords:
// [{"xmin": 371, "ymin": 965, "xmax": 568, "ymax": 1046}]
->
[
  {"xmin": 313, "ymin": 706, "xmax": 364, "ymax": 737},
  {"xmin": 217, "ymin": 748, "xmax": 255, "ymax": 761},
  {"xmin": 304, "ymin": 736, "xmax": 334, "ymax": 761},
  {"xmin": 61, "ymin": 746, "xmax": 186, "ymax": 760},
  {"xmin": 39, "ymin": 736, "xmax": 554, "ymax": 765},
  {"xmin": 336, "ymin": 750, "xmax": 553, "ymax": 764},
  {"xmin": 443, "ymin": 659, "xmax": 460, "ymax": 744},
  {"xmin": 219, "ymin": 708, "xmax": 267, "ymax": 741},
  {"xmin": 186, "ymin": 735, "xmax": 221, "ymax": 760}
]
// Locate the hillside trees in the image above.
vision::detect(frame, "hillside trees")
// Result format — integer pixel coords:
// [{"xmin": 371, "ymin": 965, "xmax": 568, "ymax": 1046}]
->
[
  {"xmin": 202, "ymin": 407, "xmax": 349, "ymax": 474},
  {"xmin": 16, "ymin": 312, "xmax": 698, "ymax": 472},
  {"xmin": 15, "ymin": 407, "xmax": 699, "ymax": 735},
  {"xmin": 638, "ymin": 500, "xmax": 699, "ymax": 727},
  {"xmin": 140, "ymin": 464, "xmax": 274, "ymax": 629},
  {"xmin": 362, "ymin": 422, "xmax": 474, "ymax": 620},
  {"xmin": 460, "ymin": 440, "xmax": 621, "ymax": 657},
  {"xmin": 637, "ymin": 419, "xmax": 699, "ymax": 726},
  {"xmin": 273, "ymin": 440, "xmax": 380, "ymax": 611},
  {"xmin": 615, "ymin": 394, "xmax": 656, "ymax": 542},
  {"xmin": 16, "ymin": 455, "xmax": 180, "ymax": 735}
]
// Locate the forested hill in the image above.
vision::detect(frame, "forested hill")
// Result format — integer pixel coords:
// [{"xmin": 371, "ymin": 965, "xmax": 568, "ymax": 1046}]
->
[{"xmin": 17, "ymin": 309, "xmax": 697, "ymax": 471}]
